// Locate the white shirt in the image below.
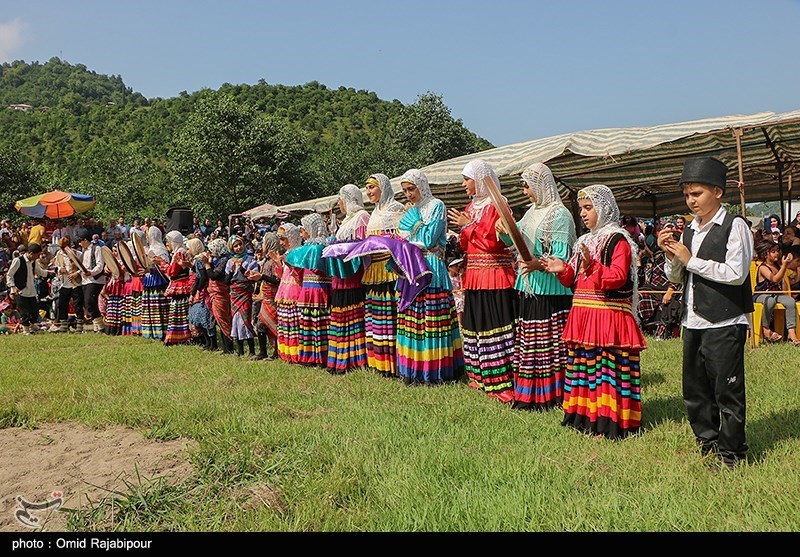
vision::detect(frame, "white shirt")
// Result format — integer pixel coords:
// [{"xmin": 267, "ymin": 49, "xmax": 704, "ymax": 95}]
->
[
  {"xmin": 7, "ymin": 254, "xmax": 48, "ymax": 297},
  {"xmin": 80, "ymin": 243, "xmax": 106, "ymax": 285},
  {"xmin": 665, "ymin": 206, "xmax": 753, "ymax": 330},
  {"xmin": 55, "ymin": 250, "xmax": 80, "ymax": 289}
]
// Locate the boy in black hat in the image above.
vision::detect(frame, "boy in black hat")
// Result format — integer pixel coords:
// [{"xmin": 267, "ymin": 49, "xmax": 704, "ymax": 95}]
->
[{"xmin": 658, "ymin": 156, "xmax": 754, "ymax": 471}]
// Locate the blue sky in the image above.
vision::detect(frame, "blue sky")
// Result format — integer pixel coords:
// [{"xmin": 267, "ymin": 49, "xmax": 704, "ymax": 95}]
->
[{"xmin": 1, "ymin": 0, "xmax": 799, "ymax": 146}]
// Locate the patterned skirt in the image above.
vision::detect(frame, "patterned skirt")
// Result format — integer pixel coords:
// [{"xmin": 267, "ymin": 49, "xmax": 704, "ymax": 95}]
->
[
  {"xmin": 277, "ymin": 300, "xmax": 301, "ymax": 364},
  {"xmin": 462, "ymin": 289, "xmax": 517, "ymax": 401},
  {"xmin": 397, "ymin": 287, "xmax": 464, "ymax": 384},
  {"xmin": 327, "ymin": 287, "xmax": 368, "ymax": 374},
  {"xmin": 364, "ymin": 281, "xmax": 398, "ymax": 377},
  {"xmin": 142, "ymin": 287, "xmax": 169, "ymax": 340},
  {"xmin": 562, "ymin": 345, "xmax": 642, "ymax": 439},
  {"xmin": 298, "ymin": 303, "xmax": 330, "ymax": 367},
  {"xmin": 164, "ymin": 295, "xmax": 191, "ymax": 345},
  {"xmin": 230, "ymin": 281, "xmax": 254, "ymax": 340},
  {"xmin": 104, "ymin": 295, "xmax": 123, "ymax": 336},
  {"xmin": 208, "ymin": 281, "xmax": 233, "ymax": 340},
  {"xmin": 127, "ymin": 292, "xmax": 142, "ymax": 336},
  {"xmin": 188, "ymin": 300, "xmax": 215, "ymax": 334},
  {"xmin": 513, "ymin": 294, "xmax": 572, "ymax": 411}
]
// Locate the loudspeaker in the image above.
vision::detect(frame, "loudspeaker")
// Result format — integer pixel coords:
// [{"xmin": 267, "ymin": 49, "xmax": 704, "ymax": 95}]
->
[{"xmin": 166, "ymin": 207, "xmax": 194, "ymax": 234}]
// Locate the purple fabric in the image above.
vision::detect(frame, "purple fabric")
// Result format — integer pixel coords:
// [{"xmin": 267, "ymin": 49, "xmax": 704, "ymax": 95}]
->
[{"xmin": 323, "ymin": 236, "xmax": 431, "ymax": 311}]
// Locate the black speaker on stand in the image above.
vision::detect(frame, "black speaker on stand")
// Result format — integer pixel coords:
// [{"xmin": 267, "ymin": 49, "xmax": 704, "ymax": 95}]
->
[{"xmin": 166, "ymin": 207, "xmax": 194, "ymax": 234}]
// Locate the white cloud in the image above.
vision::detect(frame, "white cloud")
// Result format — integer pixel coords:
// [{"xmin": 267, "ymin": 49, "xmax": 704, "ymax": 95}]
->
[{"xmin": 0, "ymin": 18, "xmax": 27, "ymax": 62}]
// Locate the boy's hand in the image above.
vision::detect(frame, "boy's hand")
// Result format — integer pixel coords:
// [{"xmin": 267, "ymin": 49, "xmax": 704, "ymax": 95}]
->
[{"xmin": 663, "ymin": 238, "xmax": 691, "ymax": 266}]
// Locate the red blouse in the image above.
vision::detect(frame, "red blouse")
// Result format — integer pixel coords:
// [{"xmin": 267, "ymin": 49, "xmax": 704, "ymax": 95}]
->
[
  {"xmin": 557, "ymin": 236, "xmax": 646, "ymax": 350},
  {"xmin": 459, "ymin": 203, "xmax": 515, "ymax": 290}
]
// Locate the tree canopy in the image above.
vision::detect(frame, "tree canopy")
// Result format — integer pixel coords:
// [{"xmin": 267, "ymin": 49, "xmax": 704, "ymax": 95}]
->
[{"xmin": 0, "ymin": 59, "xmax": 494, "ymax": 221}]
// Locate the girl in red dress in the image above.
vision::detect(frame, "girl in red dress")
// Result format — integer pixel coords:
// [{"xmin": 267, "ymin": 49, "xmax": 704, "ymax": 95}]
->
[{"xmin": 544, "ymin": 185, "xmax": 646, "ymax": 439}]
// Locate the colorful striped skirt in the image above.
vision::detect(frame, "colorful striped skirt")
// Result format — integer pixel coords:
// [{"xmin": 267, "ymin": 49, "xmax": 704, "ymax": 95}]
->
[
  {"xmin": 297, "ymin": 303, "xmax": 330, "ymax": 367},
  {"xmin": 327, "ymin": 287, "xmax": 368, "ymax": 374},
  {"xmin": 230, "ymin": 281, "xmax": 254, "ymax": 340},
  {"xmin": 397, "ymin": 287, "xmax": 464, "ymax": 384},
  {"xmin": 141, "ymin": 287, "xmax": 169, "ymax": 340},
  {"xmin": 277, "ymin": 300, "xmax": 301, "ymax": 364},
  {"xmin": 104, "ymin": 295, "xmax": 123, "ymax": 336},
  {"xmin": 512, "ymin": 294, "xmax": 572, "ymax": 411},
  {"xmin": 364, "ymin": 281, "xmax": 398, "ymax": 377},
  {"xmin": 562, "ymin": 345, "xmax": 642, "ymax": 439},
  {"xmin": 164, "ymin": 295, "xmax": 191, "ymax": 345},
  {"xmin": 208, "ymin": 280, "xmax": 233, "ymax": 340},
  {"xmin": 462, "ymin": 289, "xmax": 517, "ymax": 402},
  {"xmin": 126, "ymin": 292, "xmax": 142, "ymax": 336}
]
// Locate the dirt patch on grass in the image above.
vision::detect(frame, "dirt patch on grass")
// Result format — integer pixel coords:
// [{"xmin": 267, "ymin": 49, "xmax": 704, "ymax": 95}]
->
[{"xmin": 0, "ymin": 422, "xmax": 195, "ymax": 532}]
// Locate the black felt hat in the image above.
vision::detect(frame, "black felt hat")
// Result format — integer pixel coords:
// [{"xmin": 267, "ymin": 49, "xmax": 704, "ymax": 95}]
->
[{"xmin": 679, "ymin": 157, "xmax": 728, "ymax": 191}]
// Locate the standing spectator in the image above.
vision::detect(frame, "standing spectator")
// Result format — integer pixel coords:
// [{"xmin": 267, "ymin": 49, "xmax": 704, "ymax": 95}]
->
[
  {"xmin": 675, "ymin": 215, "xmax": 687, "ymax": 234},
  {"xmin": 116, "ymin": 216, "xmax": 130, "ymax": 241},
  {"xmin": 28, "ymin": 219, "xmax": 45, "ymax": 246},
  {"xmin": 6, "ymin": 243, "xmax": 49, "ymax": 334}
]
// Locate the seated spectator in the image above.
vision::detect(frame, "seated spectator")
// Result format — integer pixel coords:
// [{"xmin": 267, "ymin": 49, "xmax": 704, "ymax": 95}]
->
[{"xmin": 753, "ymin": 240, "xmax": 798, "ymax": 344}]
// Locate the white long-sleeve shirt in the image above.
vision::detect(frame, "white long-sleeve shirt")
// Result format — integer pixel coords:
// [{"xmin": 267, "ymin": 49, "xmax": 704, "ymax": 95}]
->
[
  {"xmin": 7, "ymin": 254, "xmax": 48, "ymax": 298},
  {"xmin": 80, "ymin": 243, "xmax": 106, "ymax": 285},
  {"xmin": 664, "ymin": 206, "xmax": 753, "ymax": 330}
]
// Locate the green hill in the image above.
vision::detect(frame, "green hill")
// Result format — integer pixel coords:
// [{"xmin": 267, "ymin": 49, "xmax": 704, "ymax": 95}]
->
[{"xmin": 0, "ymin": 58, "xmax": 493, "ymax": 220}]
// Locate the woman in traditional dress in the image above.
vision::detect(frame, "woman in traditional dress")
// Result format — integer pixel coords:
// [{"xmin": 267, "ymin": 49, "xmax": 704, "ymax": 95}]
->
[
  {"xmin": 362, "ymin": 173, "xmax": 405, "ymax": 376},
  {"xmin": 201, "ymin": 238, "xmax": 234, "ymax": 354},
  {"xmin": 496, "ymin": 163, "xmax": 576, "ymax": 411},
  {"xmin": 285, "ymin": 213, "xmax": 332, "ymax": 367},
  {"xmin": 225, "ymin": 235, "xmax": 259, "ymax": 357},
  {"xmin": 544, "ymin": 184, "xmax": 646, "ymax": 439},
  {"xmin": 103, "ymin": 246, "xmax": 126, "ymax": 336},
  {"xmin": 397, "ymin": 169, "xmax": 464, "ymax": 384},
  {"xmin": 275, "ymin": 223, "xmax": 304, "ymax": 363},
  {"xmin": 187, "ymin": 237, "xmax": 217, "ymax": 350},
  {"xmin": 250, "ymin": 232, "xmax": 281, "ymax": 360},
  {"xmin": 163, "ymin": 230, "xmax": 194, "ymax": 345},
  {"xmin": 326, "ymin": 184, "xmax": 370, "ymax": 374},
  {"xmin": 447, "ymin": 159, "xmax": 516, "ymax": 403},
  {"xmin": 141, "ymin": 226, "xmax": 170, "ymax": 341},
  {"xmin": 125, "ymin": 230, "xmax": 146, "ymax": 336}
]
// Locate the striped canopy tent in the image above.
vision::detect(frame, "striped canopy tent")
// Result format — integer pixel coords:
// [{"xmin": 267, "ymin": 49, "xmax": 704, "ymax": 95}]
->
[{"xmin": 279, "ymin": 109, "xmax": 800, "ymax": 219}]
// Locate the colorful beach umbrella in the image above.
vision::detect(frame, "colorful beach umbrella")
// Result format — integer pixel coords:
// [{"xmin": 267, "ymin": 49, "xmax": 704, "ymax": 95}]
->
[{"xmin": 14, "ymin": 190, "xmax": 96, "ymax": 219}]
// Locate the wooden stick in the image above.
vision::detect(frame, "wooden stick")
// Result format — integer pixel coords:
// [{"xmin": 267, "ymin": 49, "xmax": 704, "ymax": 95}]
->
[{"xmin": 482, "ymin": 176, "xmax": 533, "ymax": 262}]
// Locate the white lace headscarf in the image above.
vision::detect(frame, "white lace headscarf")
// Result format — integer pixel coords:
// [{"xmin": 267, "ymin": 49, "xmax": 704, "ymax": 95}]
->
[
  {"xmin": 337, "ymin": 184, "xmax": 370, "ymax": 241},
  {"xmin": 146, "ymin": 226, "xmax": 169, "ymax": 260},
  {"xmin": 401, "ymin": 169, "xmax": 439, "ymax": 222},
  {"xmin": 462, "ymin": 159, "xmax": 501, "ymax": 221},
  {"xmin": 572, "ymin": 184, "xmax": 639, "ymax": 319},
  {"xmin": 366, "ymin": 173, "xmax": 405, "ymax": 235},
  {"xmin": 518, "ymin": 163, "xmax": 576, "ymax": 254},
  {"xmin": 165, "ymin": 230, "xmax": 185, "ymax": 253},
  {"xmin": 278, "ymin": 223, "xmax": 302, "ymax": 250},
  {"xmin": 300, "ymin": 213, "xmax": 329, "ymax": 245}
]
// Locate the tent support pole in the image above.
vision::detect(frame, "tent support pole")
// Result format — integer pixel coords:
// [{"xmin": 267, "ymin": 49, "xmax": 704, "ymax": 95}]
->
[
  {"xmin": 778, "ymin": 164, "xmax": 784, "ymax": 224},
  {"xmin": 734, "ymin": 128, "xmax": 746, "ymax": 216},
  {"xmin": 789, "ymin": 171, "xmax": 793, "ymax": 224}
]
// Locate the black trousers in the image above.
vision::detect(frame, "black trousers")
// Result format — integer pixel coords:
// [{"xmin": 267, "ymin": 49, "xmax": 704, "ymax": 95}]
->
[
  {"xmin": 82, "ymin": 283, "xmax": 103, "ymax": 319},
  {"xmin": 58, "ymin": 287, "xmax": 84, "ymax": 322},
  {"xmin": 682, "ymin": 325, "xmax": 748, "ymax": 462},
  {"xmin": 16, "ymin": 295, "xmax": 38, "ymax": 326}
]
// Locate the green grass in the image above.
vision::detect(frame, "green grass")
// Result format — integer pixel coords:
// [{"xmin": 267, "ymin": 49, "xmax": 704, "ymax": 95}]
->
[{"xmin": 2, "ymin": 333, "xmax": 800, "ymax": 531}]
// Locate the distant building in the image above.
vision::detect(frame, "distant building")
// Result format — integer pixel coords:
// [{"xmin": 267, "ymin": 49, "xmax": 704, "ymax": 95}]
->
[{"xmin": 7, "ymin": 104, "xmax": 33, "ymax": 111}]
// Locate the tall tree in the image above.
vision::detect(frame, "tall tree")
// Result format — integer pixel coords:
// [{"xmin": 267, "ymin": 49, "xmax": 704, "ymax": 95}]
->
[
  {"xmin": 391, "ymin": 92, "xmax": 493, "ymax": 168},
  {"xmin": 169, "ymin": 94, "xmax": 314, "ymax": 218},
  {"xmin": 0, "ymin": 148, "xmax": 41, "ymax": 221}
]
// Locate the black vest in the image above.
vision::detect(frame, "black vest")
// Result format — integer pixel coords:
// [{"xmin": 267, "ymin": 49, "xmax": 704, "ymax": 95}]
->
[
  {"xmin": 12, "ymin": 256, "xmax": 29, "ymax": 290},
  {"xmin": 601, "ymin": 233, "xmax": 634, "ymax": 300},
  {"xmin": 682, "ymin": 212, "xmax": 754, "ymax": 323}
]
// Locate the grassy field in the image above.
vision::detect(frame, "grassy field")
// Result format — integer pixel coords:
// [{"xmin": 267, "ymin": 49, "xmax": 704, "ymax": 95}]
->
[{"xmin": 1, "ymin": 333, "xmax": 800, "ymax": 531}]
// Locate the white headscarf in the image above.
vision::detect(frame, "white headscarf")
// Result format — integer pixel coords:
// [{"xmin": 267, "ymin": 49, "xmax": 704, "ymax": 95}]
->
[
  {"xmin": 572, "ymin": 184, "xmax": 639, "ymax": 319},
  {"xmin": 300, "ymin": 213, "xmax": 328, "ymax": 245},
  {"xmin": 366, "ymin": 173, "xmax": 405, "ymax": 235},
  {"xmin": 337, "ymin": 184, "xmax": 370, "ymax": 241},
  {"xmin": 278, "ymin": 223, "xmax": 302, "ymax": 250},
  {"xmin": 518, "ymin": 163, "xmax": 576, "ymax": 252},
  {"xmin": 462, "ymin": 159, "xmax": 501, "ymax": 221},
  {"xmin": 146, "ymin": 226, "xmax": 169, "ymax": 260},
  {"xmin": 401, "ymin": 169, "xmax": 438, "ymax": 222},
  {"xmin": 165, "ymin": 230, "xmax": 186, "ymax": 253}
]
